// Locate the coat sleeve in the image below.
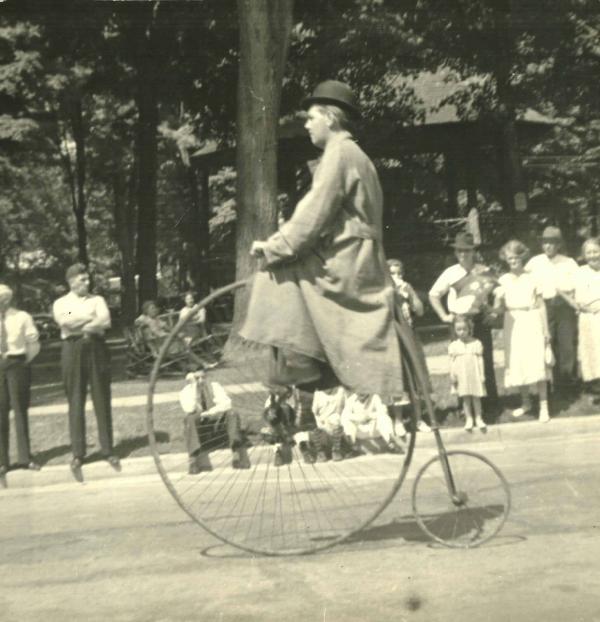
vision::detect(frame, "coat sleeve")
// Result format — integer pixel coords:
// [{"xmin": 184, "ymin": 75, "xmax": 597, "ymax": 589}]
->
[{"xmin": 262, "ymin": 142, "xmax": 347, "ymax": 265}]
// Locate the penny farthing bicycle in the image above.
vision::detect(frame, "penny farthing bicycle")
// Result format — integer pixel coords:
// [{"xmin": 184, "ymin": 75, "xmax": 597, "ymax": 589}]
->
[{"xmin": 146, "ymin": 280, "xmax": 511, "ymax": 555}]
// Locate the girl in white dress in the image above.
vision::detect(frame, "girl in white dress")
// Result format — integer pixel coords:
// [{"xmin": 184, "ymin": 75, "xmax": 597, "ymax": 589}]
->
[
  {"xmin": 340, "ymin": 392, "xmax": 403, "ymax": 453},
  {"xmin": 561, "ymin": 238, "xmax": 600, "ymax": 389},
  {"xmin": 494, "ymin": 240, "xmax": 552, "ymax": 422},
  {"xmin": 448, "ymin": 315, "xmax": 486, "ymax": 431}
]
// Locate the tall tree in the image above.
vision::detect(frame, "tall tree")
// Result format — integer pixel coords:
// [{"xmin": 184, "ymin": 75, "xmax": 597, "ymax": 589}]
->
[{"xmin": 233, "ymin": 0, "xmax": 294, "ymax": 327}]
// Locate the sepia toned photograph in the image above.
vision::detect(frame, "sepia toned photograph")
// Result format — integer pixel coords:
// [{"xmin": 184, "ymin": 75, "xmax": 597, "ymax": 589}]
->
[{"xmin": 1, "ymin": 1, "xmax": 599, "ymax": 620}]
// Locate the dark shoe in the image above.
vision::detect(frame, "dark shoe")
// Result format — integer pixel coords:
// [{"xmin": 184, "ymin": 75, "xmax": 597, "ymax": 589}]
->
[
  {"xmin": 315, "ymin": 451, "xmax": 329, "ymax": 463},
  {"xmin": 106, "ymin": 455, "xmax": 121, "ymax": 472},
  {"xmin": 298, "ymin": 441, "xmax": 315, "ymax": 464},
  {"xmin": 194, "ymin": 451, "xmax": 213, "ymax": 472},
  {"xmin": 310, "ymin": 428, "xmax": 329, "ymax": 462},
  {"xmin": 27, "ymin": 461, "xmax": 41, "ymax": 471},
  {"xmin": 0, "ymin": 465, "xmax": 7, "ymax": 488},
  {"xmin": 70, "ymin": 458, "xmax": 84, "ymax": 483},
  {"xmin": 232, "ymin": 445, "xmax": 251, "ymax": 470},
  {"xmin": 387, "ymin": 439, "xmax": 405, "ymax": 454},
  {"xmin": 330, "ymin": 425, "xmax": 345, "ymax": 462},
  {"xmin": 274, "ymin": 443, "xmax": 293, "ymax": 467}
]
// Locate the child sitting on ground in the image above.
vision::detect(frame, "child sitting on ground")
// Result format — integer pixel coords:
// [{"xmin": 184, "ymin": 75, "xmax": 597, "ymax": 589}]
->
[
  {"xmin": 179, "ymin": 369, "xmax": 250, "ymax": 473},
  {"xmin": 341, "ymin": 391, "xmax": 404, "ymax": 454},
  {"xmin": 263, "ymin": 387, "xmax": 312, "ymax": 466},
  {"xmin": 448, "ymin": 315, "xmax": 487, "ymax": 431},
  {"xmin": 311, "ymin": 386, "xmax": 347, "ymax": 462}
]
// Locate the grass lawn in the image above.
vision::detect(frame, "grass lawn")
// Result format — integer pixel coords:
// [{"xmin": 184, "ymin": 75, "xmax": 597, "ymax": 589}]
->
[{"xmin": 8, "ymin": 333, "xmax": 598, "ymax": 469}]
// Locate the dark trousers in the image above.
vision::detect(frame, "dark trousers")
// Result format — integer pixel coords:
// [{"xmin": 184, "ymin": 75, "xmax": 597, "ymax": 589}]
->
[
  {"xmin": 184, "ymin": 411, "xmax": 243, "ymax": 457},
  {"xmin": 267, "ymin": 347, "xmax": 339, "ymax": 392},
  {"xmin": 545, "ymin": 298, "xmax": 577, "ymax": 384},
  {"xmin": 0, "ymin": 356, "xmax": 32, "ymax": 467},
  {"xmin": 61, "ymin": 336, "xmax": 113, "ymax": 459},
  {"xmin": 472, "ymin": 315, "xmax": 498, "ymax": 399}
]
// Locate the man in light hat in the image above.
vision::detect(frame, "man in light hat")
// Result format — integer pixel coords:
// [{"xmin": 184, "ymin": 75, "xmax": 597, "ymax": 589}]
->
[
  {"xmin": 0, "ymin": 284, "xmax": 41, "ymax": 484},
  {"xmin": 429, "ymin": 232, "xmax": 498, "ymax": 402},
  {"xmin": 525, "ymin": 226, "xmax": 579, "ymax": 392},
  {"xmin": 53, "ymin": 263, "xmax": 120, "ymax": 481},
  {"xmin": 240, "ymin": 80, "xmax": 406, "ymax": 406}
]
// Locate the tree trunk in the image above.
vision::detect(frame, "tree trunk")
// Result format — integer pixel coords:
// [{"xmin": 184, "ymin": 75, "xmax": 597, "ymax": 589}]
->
[
  {"xmin": 70, "ymin": 97, "xmax": 89, "ymax": 265},
  {"xmin": 493, "ymin": 1, "xmax": 527, "ymax": 217},
  {"xmin": 134, "ymin": 39, "xmax": 159, "ymax": 307},
  {"xmin": 111, "ymin": 165, "xmax": 138, "ymax": 326},
  {"xmin": 233, "ymin": 0, "xmax": 294, "ymax": 331},
  {"xmin": 178, "ymin": 163, "xmax": 210, "ymax": 298}
]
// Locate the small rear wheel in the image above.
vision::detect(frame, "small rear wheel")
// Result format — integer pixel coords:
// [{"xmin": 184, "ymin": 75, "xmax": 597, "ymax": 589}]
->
[{"xmin": 411, "ymin": 450, "xmax": 511, "ymax": 548}]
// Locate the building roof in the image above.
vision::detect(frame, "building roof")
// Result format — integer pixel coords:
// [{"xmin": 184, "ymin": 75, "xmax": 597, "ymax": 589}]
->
[{"xmin": 191, "ymin": 70, "xmax": 555, "ymax": 169}]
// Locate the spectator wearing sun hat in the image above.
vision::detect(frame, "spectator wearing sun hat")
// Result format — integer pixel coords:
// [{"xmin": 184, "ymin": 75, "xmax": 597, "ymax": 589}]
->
[
  {"xmin": 525, "ymin": 226, "xmax": 579, "ymax": 392},
  {"xmin": 429, "ymin": 232, "xmax": 499, "ymax": 401}
]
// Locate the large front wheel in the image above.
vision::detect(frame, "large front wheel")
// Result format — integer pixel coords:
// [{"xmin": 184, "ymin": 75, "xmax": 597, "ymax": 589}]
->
[
  {"xmin": 411, "ymin": 450, "xmax": 511, "ymax": 548},
  {"xmin": 147, "ymin": 280, "xmax": 423, "ymax": 556}
]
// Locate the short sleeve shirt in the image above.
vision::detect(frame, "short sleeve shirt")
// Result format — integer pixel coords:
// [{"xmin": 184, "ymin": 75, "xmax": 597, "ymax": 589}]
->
[
  {"xmin": 525, "ymin": 253, "xmax": 578, "ymax": 299},
  {"xmin": 429, "ymin": 263, "xmax": 492, "ymax": 315}
]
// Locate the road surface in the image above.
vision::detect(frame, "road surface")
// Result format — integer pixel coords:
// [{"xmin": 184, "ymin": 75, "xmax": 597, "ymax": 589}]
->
[{"xmin": 1, "ymin": 429, "xmax": 600, "ymax": 622}]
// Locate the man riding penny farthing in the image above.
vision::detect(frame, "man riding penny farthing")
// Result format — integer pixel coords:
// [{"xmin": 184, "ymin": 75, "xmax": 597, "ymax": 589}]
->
[
  {"xmin": 241, "ymin": 80, "xmax": 407, "ymax": 417},
  {"xmin": 148, "ymin": 81, "xmax": 511, "ymax": 554}
]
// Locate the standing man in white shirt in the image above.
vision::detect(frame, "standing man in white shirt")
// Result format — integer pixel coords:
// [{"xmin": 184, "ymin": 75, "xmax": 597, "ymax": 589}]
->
[
  {"xmin": 429, "ymin": 232, "xmax": 498, "ymax": 402},
  {"xmin": 0, "ymin": 284, "xmax": 41, "ymax": 485},
  {"xmin": 53, "ymin": 263, "xmax": 120, "ymax": 481},
  {"xmin": 525, "ymin": 226, "xmax": 579, "ymax": 392}
]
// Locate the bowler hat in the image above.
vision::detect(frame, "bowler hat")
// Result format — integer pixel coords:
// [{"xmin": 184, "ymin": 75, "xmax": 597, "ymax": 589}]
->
[
  {"xmin": 451, "ymin": 232, "xmax": 478, "ymax": 250},
  {"xmin": 302, "ymin": 80, "xmax": 360, "ymax": 118},
  {"xmin": 541, "ymin": 226, "xmax": 563, "ymax": 241}
]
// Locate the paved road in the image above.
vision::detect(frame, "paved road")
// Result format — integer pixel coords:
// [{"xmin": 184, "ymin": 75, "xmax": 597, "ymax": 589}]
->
[{"xmin": 1, "ymin": 430, "xmax": 600, "ymax": 622}]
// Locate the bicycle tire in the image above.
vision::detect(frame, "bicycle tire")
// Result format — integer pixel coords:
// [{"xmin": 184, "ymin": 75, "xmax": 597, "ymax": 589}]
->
[
  {"xmin": 146, "ymin": 279, "xmax": 427, "ymax": 556},
  {"xmin": 411, "ymin": 449, "xmax": 511, "ymax": 548}
]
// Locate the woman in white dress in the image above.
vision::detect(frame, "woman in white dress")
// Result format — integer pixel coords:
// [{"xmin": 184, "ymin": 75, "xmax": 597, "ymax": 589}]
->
[
  {"xmin": 561, "ymin": 238, "xmax": 600, "ymax": 389},
  {"xmin": 494, "ymin": 240, "xmax": 552, "ymax": 422}
]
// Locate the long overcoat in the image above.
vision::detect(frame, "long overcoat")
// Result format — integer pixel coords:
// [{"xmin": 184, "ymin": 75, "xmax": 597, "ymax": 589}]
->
[{"xmin": 240, "ymin": 131, "xmax": 404, "ymax": 399}]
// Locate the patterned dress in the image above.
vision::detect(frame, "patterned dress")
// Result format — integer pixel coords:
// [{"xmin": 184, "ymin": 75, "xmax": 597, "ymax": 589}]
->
[
  {"xmin": 574, "ymin": 265, "xmax": 600, "ymax": 381},
  {"xmin": 448, "ymin": 338, "xmax": 486, "ymax": 398}
]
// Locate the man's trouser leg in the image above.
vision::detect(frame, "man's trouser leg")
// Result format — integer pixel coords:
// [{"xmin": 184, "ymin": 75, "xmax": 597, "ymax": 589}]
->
[
  {"xmin": 555, "ymin": 302, "xmax": 577, "ymax": 384},
  {"xmin": 62, "ymin": 339, "xmax": 88, "ymax": 459},
  {"xmin": 473, "ymin": 316, "xmax": 497, "ymax": 399},
  {"xmin": 88, "ymin": 338, "xmax": 114, "ymax": 456},
  {"xmin": 184, "ymin": 412, "xmax": 203, "ymax": 457},
  {"xmin": 0, "ymin": 363, "xmax": 11, "ymax": 467},
  {"xmin": 6, "ymin": 357, "xmax": 32, "ymax": 464},
  {"xmin": 183, "ymin": 412, "xmax": 238, "ymax": 457},
  {"xmin": 225, "ymin": 411, "xmax": 243, "ymax": 448}
]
